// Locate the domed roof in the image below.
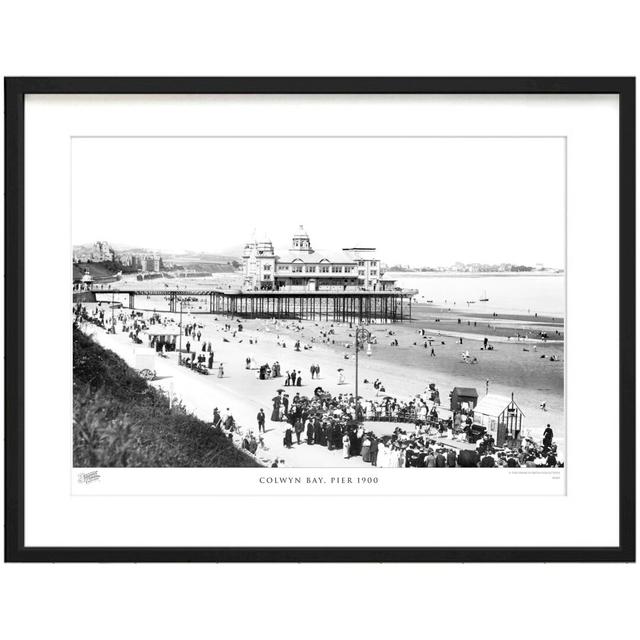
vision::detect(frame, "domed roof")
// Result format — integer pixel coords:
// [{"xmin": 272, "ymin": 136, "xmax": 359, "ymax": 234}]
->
[{"xmin": 293, "ymin": 225, "xmax": 309, "ymax": 238}]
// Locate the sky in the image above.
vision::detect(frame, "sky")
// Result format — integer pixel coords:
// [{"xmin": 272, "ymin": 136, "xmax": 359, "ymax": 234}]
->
[{"xmin": 72, "ymin": 136, "xmax": 565, "ymax": 268}]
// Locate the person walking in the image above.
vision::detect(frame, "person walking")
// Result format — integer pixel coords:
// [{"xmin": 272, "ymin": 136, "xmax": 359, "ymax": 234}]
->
[
  {"xmin": 218, "ymin": 363, "xmax": 224, "ymax": 378},
  {"xmin": 257, "ymin": 408, "xmax": 266, "ymax": 433}
]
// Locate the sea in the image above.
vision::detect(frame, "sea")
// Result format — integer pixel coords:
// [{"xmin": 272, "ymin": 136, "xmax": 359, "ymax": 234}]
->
[{"xmin": 388, "ymin": 272, "xmax": 565, "ymax": 318}]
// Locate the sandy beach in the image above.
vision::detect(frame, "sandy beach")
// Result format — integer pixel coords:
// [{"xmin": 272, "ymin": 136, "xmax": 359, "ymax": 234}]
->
[{"xmin": 84, "ymin": 286, "xmax": 565, "ymax": 467}]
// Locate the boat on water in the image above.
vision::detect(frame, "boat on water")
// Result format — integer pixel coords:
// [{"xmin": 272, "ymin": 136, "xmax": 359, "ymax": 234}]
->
[{"xmin": 479, "ymin": 289, "xmax": 489, "ymax": 302}]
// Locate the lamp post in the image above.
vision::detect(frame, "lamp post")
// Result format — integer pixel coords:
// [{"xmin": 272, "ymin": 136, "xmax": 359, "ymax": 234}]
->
[
  {"xmin": 178, "ymin": 297, "xmax": 189, "ymax": 363},
  {"xmin": 354, "ymin": 324, "xmax": 371, "ymax": 414}
]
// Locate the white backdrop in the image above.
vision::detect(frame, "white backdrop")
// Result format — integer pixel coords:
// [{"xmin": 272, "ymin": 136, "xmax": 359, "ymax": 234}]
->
[{"xmin": 1, "ymin": 2, "xmax": 638, "ymax": 640}]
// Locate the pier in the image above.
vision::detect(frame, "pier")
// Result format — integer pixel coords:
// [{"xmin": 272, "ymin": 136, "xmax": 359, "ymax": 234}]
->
[{"xmin": 97, "ymin": 288, "xmax": 418, "ymax": 323}]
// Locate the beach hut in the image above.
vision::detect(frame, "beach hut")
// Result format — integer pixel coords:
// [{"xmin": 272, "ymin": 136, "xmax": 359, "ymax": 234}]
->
[
  {"xmin": 449, "ymin": 386, "xmax": 478, "ymax": 412},
  {"xmin": 472, "ymin": 393, "xmax": 524, "ymax": 446}
]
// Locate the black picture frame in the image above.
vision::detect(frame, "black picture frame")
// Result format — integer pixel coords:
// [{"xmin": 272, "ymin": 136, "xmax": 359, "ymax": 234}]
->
[{"xmin": 4, "ymin": 77, "xmax": 636, "ymax": 563}]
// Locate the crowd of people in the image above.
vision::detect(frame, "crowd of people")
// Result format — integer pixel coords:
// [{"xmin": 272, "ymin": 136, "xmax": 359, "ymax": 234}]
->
[
  {"xmin": 75, "ymin": 303, "xmax": 562, "ymax": 469},
  {"xmin": 263, "ymin": 385, "xmax": 561, "ymax": 468}
]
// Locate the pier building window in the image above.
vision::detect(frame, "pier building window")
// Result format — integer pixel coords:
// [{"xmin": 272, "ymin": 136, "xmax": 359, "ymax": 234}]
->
[
  {"xmin": 320, "ymin": 266, "xmax": 330, "ymax": 273},
  {"xmin": 331, "ymin": 266, "xmax": 343, "ymax": 273},
  {"xmin": 292, "ymin": 265, "xmax": 303, "ymax": 273},
  {"xmin": 263, "ymin": 265, "xmax": 271, "ymax": 271},
  {"xmin": 306, "ymin": 266, "xmax": 316, "ymax": 273}
]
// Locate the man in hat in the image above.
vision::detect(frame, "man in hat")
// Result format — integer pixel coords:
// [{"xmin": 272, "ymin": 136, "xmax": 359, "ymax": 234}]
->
[
  {"xmin": 294, "ymin": 417, "xmax": 304, "ymax": 445},
  {"xmin": 313, "ymin": 414, "xmax": 322, "ymax": 446},
  {"xmin": 543, "ymin": 424, "xmax": 554, "ymax": 450},
  {"xmin": 326, "ymin": 420, "xmax": 334, "ymax": 450},
  {"xmin": 257, "ymin": 408, "xmax": 266, "ymax": 433},
  {"xmin": 306, "ymin": 417, "xmax": 314, "ymax": 445},
  {"xmin": 446, "ymin": 448, "xmax": 457, "ymax": 468}
]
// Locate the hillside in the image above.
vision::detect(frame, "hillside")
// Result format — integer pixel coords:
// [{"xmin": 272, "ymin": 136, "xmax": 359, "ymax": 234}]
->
[
  {"xmin": 171, "ymin": 262, "xmax": 238, "ymax": 273},
  {"xmin": 73, "ymin": 327, "xmax": 260, "ymax": 467},
  {"xmin": 73, "ymin": 261, "xmax": 122, "ymax": 280}
]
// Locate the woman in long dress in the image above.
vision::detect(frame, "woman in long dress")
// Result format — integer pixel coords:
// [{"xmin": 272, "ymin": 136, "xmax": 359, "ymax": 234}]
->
[
  {"xmin": 342, "ymin": 433, "xmax": 351, "ymax": 458},
  {"xmin": 284, "ymin": 426, "xmax": 293, "ymax": 449},
  {"xmin": 361, "ymin": 436, "xmax": 372, "ymax": 463},
  {"xmin": 271, "ymin": 395, "xmax": 281, "ymax": 422},
  {"xmin": 377, "ymin": 442, "xmax": 387, "ymax": 467},
  {"xmin": 337, "ymin": 370, "xmax": 345, "ymax": 385}
]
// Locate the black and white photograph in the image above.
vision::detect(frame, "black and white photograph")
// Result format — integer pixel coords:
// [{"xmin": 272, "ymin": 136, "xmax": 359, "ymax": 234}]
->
[
  {"xmin": 1, "ymin": 3, "xmax": 638, "ymax": 640},
  {"xmin": 72, "ymin": 135, "xmax": 565, "ymax": 473}
]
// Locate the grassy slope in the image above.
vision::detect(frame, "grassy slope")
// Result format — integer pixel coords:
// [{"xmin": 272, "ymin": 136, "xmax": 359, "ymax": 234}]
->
[{"xmin": 73, "ymin": 327, "xmax": 260, "ymax": 467}]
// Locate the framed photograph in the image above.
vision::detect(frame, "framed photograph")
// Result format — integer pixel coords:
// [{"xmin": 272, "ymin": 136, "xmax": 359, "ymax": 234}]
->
[{"xmin": 5, "ymin": 77, "xmax": 635, "ymax": 562}]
